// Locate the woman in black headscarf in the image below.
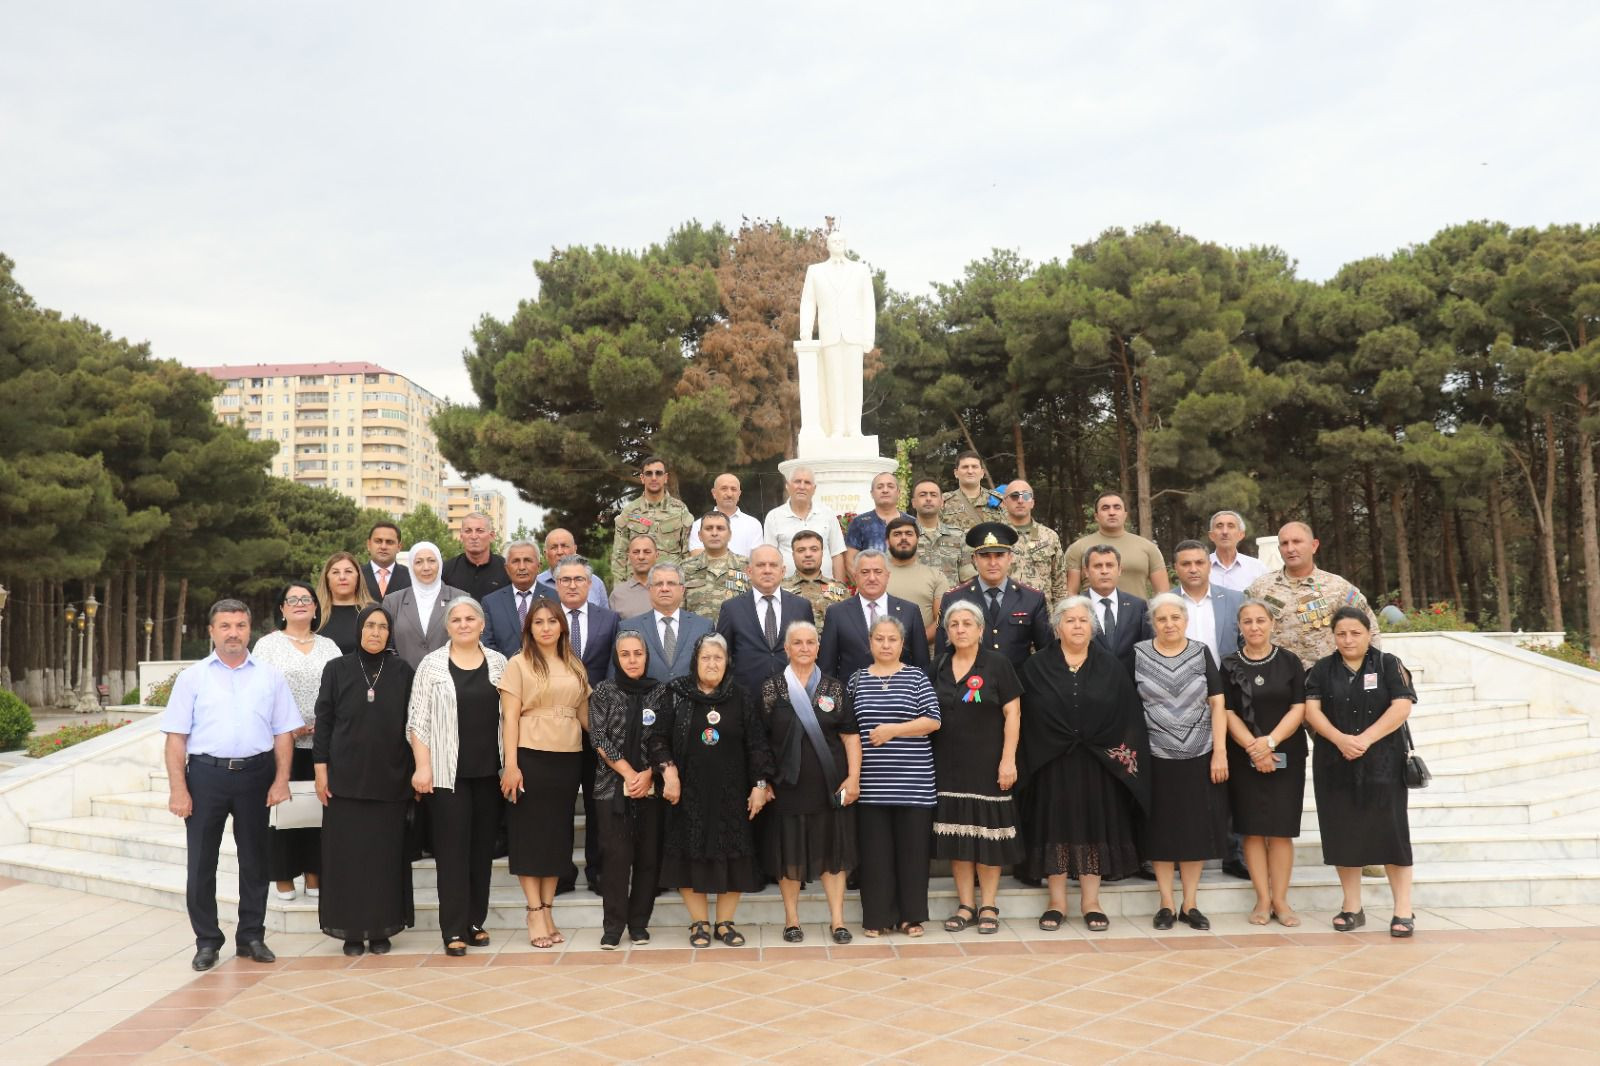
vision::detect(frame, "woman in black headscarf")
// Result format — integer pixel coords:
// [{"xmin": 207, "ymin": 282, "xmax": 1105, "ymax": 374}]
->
[
  {"xmin": 587, "ymin": 631, "xmax": 667, "ymax": 950},
  {"xmin": 313, "ymin": 605, "xmax": 417, "ymax": 956},
  {"xmin": 647, "ymin": 633, "xmax": 777, "ymax": 948},
  {"xmin": 1020, "ymin": 596, "xmax": 1151, "ymax": 934}
]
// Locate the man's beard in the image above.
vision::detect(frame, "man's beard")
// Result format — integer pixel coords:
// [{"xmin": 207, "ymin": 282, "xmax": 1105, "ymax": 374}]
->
[{"xmin": 888, "ymin": 544, "xmax": 917, "ymax": 561}]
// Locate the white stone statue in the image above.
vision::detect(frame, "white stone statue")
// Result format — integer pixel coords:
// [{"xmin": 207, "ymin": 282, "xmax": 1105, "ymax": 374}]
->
[{"xmin": 797, "ymin": 232, "xmax": 875, "ymax": 441}]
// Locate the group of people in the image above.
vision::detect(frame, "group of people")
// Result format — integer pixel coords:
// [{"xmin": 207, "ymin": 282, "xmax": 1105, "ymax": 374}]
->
[{"xmin": 159, "ymin": 453, "xmax": 1420, "ymax": 971}]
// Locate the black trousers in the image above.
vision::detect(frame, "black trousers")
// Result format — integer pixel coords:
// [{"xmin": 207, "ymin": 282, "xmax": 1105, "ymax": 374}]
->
[
  {"xmin": 561, "ymin": 738, "xmax": 603, "ymax": 892},
  {"xmin": 597, "ymin": 797, "xmax": 663, "ymax": 937},
  {"xmin": 184, "ymin": 755, "xmax": 274, "ymax": 950},
  {"xmin": 426, "ymin": 776, "xmax": 501, "ymax": 943},
  {"xmin": 856, "ymin": 804, "xmax": 933, "ymax": 930}
]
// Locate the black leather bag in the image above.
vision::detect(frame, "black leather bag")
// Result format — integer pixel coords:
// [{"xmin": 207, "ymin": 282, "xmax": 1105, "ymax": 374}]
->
[{"xmin": 1401, "ymin": 722, "xmax": 1431, "ymax": 790}]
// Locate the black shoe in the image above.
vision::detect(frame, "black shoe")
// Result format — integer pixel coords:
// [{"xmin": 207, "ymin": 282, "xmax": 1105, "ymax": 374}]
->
[
  {"xmin": 343, "ymin": 940, "xmax": 366, "ymax": 957},
  {"xmin": 191, "ymin": 947, "xmax": 219, "ymax": 971},
  {"xmin": 555, "ymin": 878, "xmax": 576, "ymax": 896},
  {"xmin": 600, "ymin": 933, "xmax": 621, "ymax": 951},
  {"xmin": 1221, "ymin": 860, "xmax": 1251, "ymax": 880},
  {"xmin": 369, "ymin": 938, "xmax": 392, "ymax": 955},
  {"xmin": 629, "ymin": 929, "xmax": 651, "ymax": 945},
  {"xmin": 237, "ymin": 940, "xmax": 276, "ymax": 963},
  {"xmin": 444, "ymin": 940, "xmax": 468, "ymax": 957},
  {"xmin": 1153, "ymin": 908, "xmax": 1176, "ymax": 930},
  {"xmin": 1135, "ymin": 865, "xmax": 1157, "ymax": 882},
  {"xmin": 1179, "ymin": 907, "xmax": 1211, "ymax": 931}
]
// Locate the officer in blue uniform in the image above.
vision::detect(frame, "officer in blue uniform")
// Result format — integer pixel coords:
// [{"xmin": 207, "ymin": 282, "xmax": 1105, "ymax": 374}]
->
[{"xmin": 936, "ymin": 523, "xmax": 1052, "ymax": 668}]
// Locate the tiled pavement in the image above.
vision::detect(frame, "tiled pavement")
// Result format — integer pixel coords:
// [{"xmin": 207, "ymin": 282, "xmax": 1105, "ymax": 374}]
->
[{"xmin": 4, "ymin": 878, "xmax": 1600, "ymax": 1064}]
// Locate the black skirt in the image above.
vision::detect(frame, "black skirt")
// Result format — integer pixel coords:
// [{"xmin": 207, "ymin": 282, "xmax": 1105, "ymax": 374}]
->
[
  {"xmin": 1023, "ymin": 743, "xmax": 1140, "ymax": 879},
  {"xmin": 932, "ymin": 791, "xmax": 1024, "ymax": 867},
  {"xmin": 1314, "ymin": 773, "xmax": 1412, "ymax": 867},
  {"xmin": 1226, "ymin": 744, "xmax": 1306, "ymax": 838},
  {"xmin": 1141, "ymin": 752, "xmax": 1229, "ymax": 862},
  {"xmin": 658, "ymin": 852, "xmax": 766, "ymax": 894},
  {"xmin": 507, "ymin": 748, "xmax": 580, "ymax": 877},
  {"xmin": 319, "ymin": 796, "xmax": 413, "ymax": 941},
  {"xmin": 268, "ymin": 747, "xmax": 320, "ymax": 882},
  {"xmin": 763, "ymin": 808, "xmax": 857, "ymax": 882}
]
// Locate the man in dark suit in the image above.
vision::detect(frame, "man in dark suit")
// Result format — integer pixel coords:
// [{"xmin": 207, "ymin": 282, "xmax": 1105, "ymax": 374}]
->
[
  {"xmin": 1083, "ymin": 543, "xmax": 1150, "ymax": 672},
  {"xmin": 481, "ymin": 539, "xmax": 542, "ymax": 658},
  {"xmin": 936, "ymin": 523, "xmax": 1051, "ymax": 668},
  {"xmin": 551, "ymin": 556, "xmax": 619, "ymax": 895},
  {"xmin": 616, "ymin": 562, "xmax": 713, "ymax": 684},
  {"xmin": 1172, "ymin": 539, "xmax": 1244, "ymax": 665},
  {"xmin": 717, "ymin": 544, "xmax": 815, "ymax": 698},
  {"xmin": 818, "ymin": 549, "xmax": 930, "ymax": 681},
  {"xmin": 362, "ymin": 521, "xmax": 412, "ymax": 600}
]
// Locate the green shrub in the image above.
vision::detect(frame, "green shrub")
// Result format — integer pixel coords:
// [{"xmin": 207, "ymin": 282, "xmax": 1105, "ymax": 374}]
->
[
  {"xmin": 25, "ymin": 719, "xmax": 131, "ymax": 758},
  {"xmin": 0, "ymin": 690, "xmax": 35, "ymax": 750},
  {"xmin": 1524, "ymin": 641, "xmax": 1600, "ymax": 672},
  {"xmin": 1384, "ymin": 602, "xmax": 1477, "ymax": 633},
  {"xmin": 145, "ymin": 674, "xmax": 177, "ymax": 707}
]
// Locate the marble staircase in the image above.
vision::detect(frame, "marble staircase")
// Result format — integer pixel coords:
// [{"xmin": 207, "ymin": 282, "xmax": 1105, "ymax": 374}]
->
[{"xmin": 4, "ymin": 633, "xmax": 1600, "ymax": 933}]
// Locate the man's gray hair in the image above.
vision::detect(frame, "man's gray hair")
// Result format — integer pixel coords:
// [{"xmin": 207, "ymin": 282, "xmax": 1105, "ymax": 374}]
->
[
  {"xmin": 1209, "ymin": 510, "xmax": 1247, "ymax": 533},
  {"xmin": 461, "ymin": 511, "xmax": 493, "ymax": 530},
  {"xmin": 787, "ymin": 466, "xmax": 815, "ymax": 484},
  {"xmin": 553, "ymin": 555, "xmax": 592, "ymax": 578},
  {"xmin": 854, "ymin": 548, "xmax": 889, "ymax": 568},
  {"xmin": 1050, "ymin": 595, "xmax": 1096, "ymax": 630},
  {"xmin": 504, "ymin": 538, "xmax": 539, "ymax": 555},
  {"xmin": 647, "ymin": 562, "xmax": 684, "ymax": 585},
  {"xmin": 208, "ymin": 598, "xmax": 251, "ymax": 623}
]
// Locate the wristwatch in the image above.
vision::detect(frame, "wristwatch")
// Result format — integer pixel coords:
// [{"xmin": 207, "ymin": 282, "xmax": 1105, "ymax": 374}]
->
[
  {"xmin": 753, "ymin": 779, "xmax": 769, "ymax": 791},
  {"xmin": 1265, "ymin": 736, "xmax": 1277, "ymax": 751}
]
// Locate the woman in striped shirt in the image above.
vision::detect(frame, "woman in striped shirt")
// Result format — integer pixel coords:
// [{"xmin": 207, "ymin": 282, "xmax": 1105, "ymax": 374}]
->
[{"xmin": 848, "ymin": 616, "xmax": 941, "ymax": 936}]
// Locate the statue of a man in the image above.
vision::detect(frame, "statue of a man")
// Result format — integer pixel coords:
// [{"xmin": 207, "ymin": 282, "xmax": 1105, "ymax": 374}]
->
[{"xmin": 798, "ymin": 232, "xmax": 875, "ymax": 439}]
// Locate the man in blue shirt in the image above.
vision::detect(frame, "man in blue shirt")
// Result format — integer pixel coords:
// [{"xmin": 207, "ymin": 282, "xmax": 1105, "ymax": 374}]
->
[
  {"xmin": 844, "ymin": 472, "xmax": 912, "ymax": 577},
  {"xmin": 161, "ymin": 599, "xmax": 302, "ymax": 971}
]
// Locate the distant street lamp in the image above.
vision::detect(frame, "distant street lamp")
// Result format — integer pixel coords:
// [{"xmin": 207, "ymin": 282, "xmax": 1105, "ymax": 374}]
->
[
  {"xmin": 143, "ymin": 616, "xmax": 155, "ymax": 662},
  {"xmin": 0, "ymin": 583, "xmax": 8, "ymax": 690},
  {"xmin": 82, "ymin": 594, "xmax": 99, "ymax": 708},
  {"xmin": 63, "ymin": 604, "xmax": 77, "ymax": 704}
]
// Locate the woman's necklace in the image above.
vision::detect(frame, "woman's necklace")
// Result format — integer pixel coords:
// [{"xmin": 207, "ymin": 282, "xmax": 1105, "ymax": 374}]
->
[
  {"xmin": 359, "ymin": 656, "xmax": 384, "ymax": 703},
  {"xmin": 870, "ymin": 665, "xmax": 900, "ymax": 690},
  {"xmin": 1242, "ymin": 646, "xmax": 1278, "ymax": 665},
  {"xmin": 286, "ymin": 629, "xmax": 316, "ymax": 646}
]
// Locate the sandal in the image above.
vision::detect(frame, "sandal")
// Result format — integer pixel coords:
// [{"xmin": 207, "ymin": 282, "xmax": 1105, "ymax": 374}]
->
[
  {"xmin": 896, "ymin": 922, "xmax": 925, "ymax": 938},
  {"xmin": 831, "ymin": 926, "xmax": 853, "ymax": 944},
  {"xmin": 1271, "ymin": 908, "xmax": 1301, "ymax": 928},
  {"xmin": 1038, "ymin": 909, "xmax": 1064, "ymax": 931},
  {"xmin": 1248, "ymin": 908, "xmax": 1271, "ymax": 926},
  {"xmin": 976, "ymin": 906, "xmax": 1000, "ymax": 935},
  {"xmin": 782, "ymin": 925, "xmax": 804, "ymax": 943},
  {"xmin": 1332, "ymin": 909, "xmax": 1366, "ymax": 932},
  {"xmin": 714, "ymin": 920, "xmax": 746, "ymax": 946},
  {"xmin": 444, "ymin": 939, "xmax": 468, "ymax": 957},
  {"xmin": 1084, "ymin": 911, "xmax": 1110, "ymax": 932},
  {"xmin": 1390, "ymin": 914, "xmax": 1415, "ymax": 939},
  {"xmin": 944, "ymin": 904, "xmax": 977, "ymax": 932},
  {"xmin": 526, "ymin": 905, "xmax": 556, "ymax": 950},
  {"xmin": 862, "ymin": 928, "xmax": 884, "ymax": 938},
  {"xmin": 469, "ymin": 927, "xmax": 491, "ymax": 947},
  {"xmin": 688, "ymin": 921, "xmax": 712, "ymax": 948}
]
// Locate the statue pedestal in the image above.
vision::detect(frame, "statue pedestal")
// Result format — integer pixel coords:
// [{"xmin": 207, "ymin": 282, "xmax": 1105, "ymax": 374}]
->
[
  {"xmin": 779, "ymin": 454, "xmax": 896, "ymax": 523},
  {"xmin": 1255, "ymin": 535, "xmax": 1282, "ymax": 571}
]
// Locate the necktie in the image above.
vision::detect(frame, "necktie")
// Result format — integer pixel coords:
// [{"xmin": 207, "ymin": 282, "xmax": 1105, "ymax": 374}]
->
[
  {"xmin": 985, "ymin": 587, "xmax": 1002, "ymax": 629},
  {"xmin": 569, "ymin": 609, "xmax": 583, "ymax": 659},
  {"xmin": 868, "ymin": 600, "xmax": 879, "ymax": 629},
  {"xmin": 1101, "ymin": 596, "xmax": 1116, "ymax": 636},
  {"xmin": 661, "ymin": 615, "xmax": 676, "ymax": 664},
  {"xmin": 763, "ymin": 595, "xmax": 778, "ymax": 649},
  {"xmin": 377, "ymin": 567, "xmax": 389, "ymax": 596},
  {"xmin": 516, "ymin": 590, "xmax": 530, "ymax": 627}
]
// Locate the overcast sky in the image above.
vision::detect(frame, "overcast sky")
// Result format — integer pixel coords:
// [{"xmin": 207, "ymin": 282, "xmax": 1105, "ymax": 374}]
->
[{"xmin": 4, "ymin": 2, "xmax": 1596, "ymax": 530}]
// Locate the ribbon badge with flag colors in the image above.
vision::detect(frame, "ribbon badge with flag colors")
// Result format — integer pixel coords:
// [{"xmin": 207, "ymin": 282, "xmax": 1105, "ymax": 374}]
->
[{"xmin": 963, "ymin": 675, "xmax": 984, "ymax": 703}]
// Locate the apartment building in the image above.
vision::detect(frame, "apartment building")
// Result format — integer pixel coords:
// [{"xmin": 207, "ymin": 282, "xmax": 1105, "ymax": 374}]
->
[
  {"xmin": 445, "ymin": 480, "xmax": 508, "ymax": 537},
  {"xmin": 196, "ymin": 361, "xmax": 447, "ymax": 519}
]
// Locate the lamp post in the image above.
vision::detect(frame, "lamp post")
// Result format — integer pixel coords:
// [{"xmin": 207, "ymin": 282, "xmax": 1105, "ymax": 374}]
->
[
  {"xmin": 81, "ymin": 594, "xmax": 99, "ymax": 709},
  {"xmin": 63, "ymin": 604, "xmax": 77, "ymax": 705},
  {"xmin": 143, "ymin": 616, "xmax": 154, "ymax": 662},
  {"xmin": 0, "ymin": 583, "xmax": 8, "ymax": 691}
]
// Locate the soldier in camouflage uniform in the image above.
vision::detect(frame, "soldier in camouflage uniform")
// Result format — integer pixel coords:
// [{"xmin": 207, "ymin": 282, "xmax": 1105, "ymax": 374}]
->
[
  {"xmin": 679, "ymin": 511, "xmax": 749, "ymax": 625},
  {"xmin": 610, "ymin": 455, "xmax": 693, "ymax": 579},
  {"xmin": 781, "ymin": 529, "xmax": 850, "ymax": 635},
  {"xmin": 999, "ymin": 478, "xmax": 1067, "ymax": 604},
  {"xmin": 911, "ymin": 478, "xmax": 975, "ymax": 585},
  {"xmin": 940, "ymin": 449, "xmax": 1005, "ymax": 531},
  {"xmin": 1246, "ymin": 521, "xmax": 1379, "ymax": 669}
]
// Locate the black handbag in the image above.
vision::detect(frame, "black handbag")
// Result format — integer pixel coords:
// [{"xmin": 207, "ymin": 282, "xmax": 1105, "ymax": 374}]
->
[{"xmin": 1401, "ymin": 722, "xmax": 1430, "ymax": 789}]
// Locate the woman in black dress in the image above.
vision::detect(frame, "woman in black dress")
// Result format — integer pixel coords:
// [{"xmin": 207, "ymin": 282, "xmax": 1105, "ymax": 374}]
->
[
  {"xmin": 649, "ymin": 634, "xmax": 776, "ymax": 948},
  {"xmin": 1221, "ymin": 599, "xmax": 1307, "ymax": 928},
  {"xmin": 314, "ymin": 551, "xmax": 374, "ymax": 655},
  {"xmin": 1020, "ymin": 597, "xmax": 1150, "ymax": 933},
  {"xmin": 406, "ymin": 597, "xmax": 508, "ymax": 956},
  {"xmin": 932, "ymin": 600, "xmax": 1023, "ymax": 936},
  {"xmin": 588, "ymin": 632, "xmax": 666, "ymax": 949},
  {"xmin": 1304, "ymin": 607, "xmax": 1418, "ymax": 938},
  {"xmin": 759, "ymin": 620, "xmax": 860, "ymax": 945},
  {"xmin": 313, "ymin": 605, "xmax": 415, "ymax": 956}
]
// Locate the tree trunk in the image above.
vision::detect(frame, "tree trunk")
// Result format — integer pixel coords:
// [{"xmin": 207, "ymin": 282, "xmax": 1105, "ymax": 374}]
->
[
  {"xmin": 100, "ymin": 573, "xmax": 119, "ymax": 698},
  {"xmin": 1541, "ymin": 414, "xmax": 1564, "ymax": 631},
  {"xmin": 1329, "ymin": 479, "xmax": 1350, "ymax": 583},
  {"xmin": 154, "ymin": 569, "xmax": 167, "ymax": 660},
  {"xmin": 22, "ymin": 579, "xmax": 44, "ymax": 704},
  {"xmin": 1487, "ymin": 479, "xmax": 1513, "ymax": 630},
  {"xmin": 1442, "ymin": 508, "xmax": 1464, "ymax": 611},
  {"xmin": 1011, "ymin": 418, "xmax": 1027, "ymax": 482},
  {"xmin": 1363, "ymin": 466, "xmax": 1387, "ymax": 597},
  {"xmin": 1455, "ymin": 507, "xmax": 1482, "ymax": 623},
  {"xmin": 1390, "ymin": 485, "xmax": 1413, "ymax": 610},
  {"xmin": 124, "ymin": 560, "xmax": 139, "ymax": 697},
  {"xmin": 172, "ymin": 578, "xmax": 189, "ymax": 658},
  {"xmin": 1134, "ymin": 377, "xmax": 1154, "ymax": 539},
  {"xmin": 1578, "ymin": 386, "xmax": 1600, "ymax": 659},
  {"xmin": 1111, "ymin": 351, "xmax": 1132, "ymax": 503}
]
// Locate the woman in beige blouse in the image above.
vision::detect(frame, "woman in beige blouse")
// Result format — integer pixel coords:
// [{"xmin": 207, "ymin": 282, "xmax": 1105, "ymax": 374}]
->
[{"xmin": 499, "ymin": 599, "xmax": 591, "ymax": 949}]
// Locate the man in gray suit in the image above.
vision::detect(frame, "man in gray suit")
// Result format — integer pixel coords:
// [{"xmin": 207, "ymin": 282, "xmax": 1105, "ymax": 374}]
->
[
  {"xmin": 1172, "ymin": 539, "xmax": 1244, "ymax": 665},
  {"xmin": 616, "ymin": 562, "xmax": 711, "ymax": 684}
]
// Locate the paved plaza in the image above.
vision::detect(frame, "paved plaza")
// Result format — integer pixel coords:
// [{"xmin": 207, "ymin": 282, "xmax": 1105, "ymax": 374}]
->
[{"xmin": 4, "ymin": 877, "xmax": 1599, "ymax": 1064}]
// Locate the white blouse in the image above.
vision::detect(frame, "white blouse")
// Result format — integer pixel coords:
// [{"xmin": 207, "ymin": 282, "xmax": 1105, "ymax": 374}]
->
[{"xmin": 251, "ymin": 631, "xmax": 343, "ymax": 749}]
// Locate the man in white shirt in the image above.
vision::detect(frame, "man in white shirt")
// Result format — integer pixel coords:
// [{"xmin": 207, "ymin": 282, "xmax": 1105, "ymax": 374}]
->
[
  {"xmin": 1208, "ymin": 510, "xmax": 1267, "ymax": 592},
  {"xmin": 763, "ymin": 466, "xmax": 846, "ymax": 580},
  {"xmin": 1173, "ymin": 539, "xmax": 1243, "ymax": 665},
  {"xmin": 688, "ymin": 473, "xmax": 764, "ymax": 557}
]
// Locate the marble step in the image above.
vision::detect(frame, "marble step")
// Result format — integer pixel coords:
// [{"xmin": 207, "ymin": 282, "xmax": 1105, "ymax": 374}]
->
[
  {"xmin": 4, "ymin": 839, "xmax": 1600, "ymax": 933},
  {"xmin": 92, "ymin": 789, "xmax": 596, "ymax": 834},
  {"xmin": 1405, "ymin": 716, "xmax": 1588, "ymax": 758},
  {"xmin": 1300, "ymin": 768, "xmax": 1600, "ymax": 829},
  {"xmin": 1416, "ymin": 738, "xmax": 1600, "ymax": 792},
  {"xmin": 1407, "ymin": 699, "xmax": 1533, "ymax": 729}
]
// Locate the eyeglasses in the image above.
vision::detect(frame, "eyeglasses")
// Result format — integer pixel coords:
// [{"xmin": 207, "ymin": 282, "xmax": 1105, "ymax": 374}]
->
[
  {"xmin": 641, "ymin": 470, "xmax": 667, "ymax": 478},
  {"xmin": 555, "ymin": 576, "xmax": 588, "ymax": 585},
  {"xmin": 283, "ymin": 596, "xmax": 315, "ymax": 606},
  {"xmin": 1006, "ymin": 491, "xmax": 1034, "ymax": 501}
]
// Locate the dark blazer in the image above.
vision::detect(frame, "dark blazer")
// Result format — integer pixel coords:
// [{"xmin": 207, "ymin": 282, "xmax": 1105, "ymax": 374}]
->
[
  {"xmin": 818, "ymin": 594, "xmax": 931, "ymax": 682},
  {"xmin": 1087, "ymin": 589, "xmax": 1151, "ymax": 672},
  {"xmin": 480, "ymin": 583, "xmax": 539, "ymax": 659},
  {"xmin": 363, "ymin": 560, "xmax": 411, "ymax": 600},
  {"xmin": 717, "ymin": 589, "xmax": 816, "ymax": 699},
  {"xmin": 616, "ymin": 609, "xmax": 714, "ymax": 684},
  {"xmin": 935, "ymin": 579, "xmax": 1051, "ymax": 668},
  {"xmin": 565, "ymin": 604, "xmax": 620, "ymax": 687},
  {"xmin": 381, "ymin": 584, "xmax": 466, "ymax": 669}
]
